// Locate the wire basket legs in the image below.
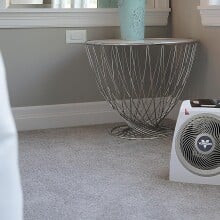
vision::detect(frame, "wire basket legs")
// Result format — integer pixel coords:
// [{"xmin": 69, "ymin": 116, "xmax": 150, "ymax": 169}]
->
[{"xmin": 86, "ymin": 42, "xmax": 197, "ymax": 139}]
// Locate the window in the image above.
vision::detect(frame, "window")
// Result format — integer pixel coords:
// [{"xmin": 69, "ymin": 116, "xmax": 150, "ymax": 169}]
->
[
  {"xmin": 11, "ymin": 0, "xmax": 43, "ymax": 4},
  {"xmin": 209, "ymin": 0, "xmax": 220, "ymax": 5},
  {"xmin": 0, "ymin": 0, "xmax": 170, "ymax": 28},
  {"xmin": 9, "ymin": 0, "xmax": 104, "ymax": 8},
  {"xmin": 74, "ymin": 0, "xmax": 98, "ymax": 8},
  {"xmin": 198, "ymin": 0, "xmax": 220, "ymax": 26}
]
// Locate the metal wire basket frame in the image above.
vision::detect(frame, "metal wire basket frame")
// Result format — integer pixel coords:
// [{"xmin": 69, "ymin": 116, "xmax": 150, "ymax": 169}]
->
[{"xmin": 86, "ymin": 39, "xmax": 198, "ymax": 139}]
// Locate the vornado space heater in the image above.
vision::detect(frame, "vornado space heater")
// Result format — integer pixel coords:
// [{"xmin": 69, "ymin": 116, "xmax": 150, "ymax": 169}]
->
[{"xmin": 170, "ymin": 99, "xmax": 220, "ymax": 185}]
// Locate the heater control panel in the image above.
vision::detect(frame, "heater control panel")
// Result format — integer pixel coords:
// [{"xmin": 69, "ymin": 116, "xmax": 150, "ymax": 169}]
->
[{"xmin": 190, "ymin": 99, "xmax": 220, "ymax": 108}]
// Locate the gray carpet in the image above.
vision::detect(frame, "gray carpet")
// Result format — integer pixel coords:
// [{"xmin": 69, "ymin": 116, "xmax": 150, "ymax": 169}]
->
[{"xmin": 19, "ymin": 124, "xmax": 220, "ymax": 220}]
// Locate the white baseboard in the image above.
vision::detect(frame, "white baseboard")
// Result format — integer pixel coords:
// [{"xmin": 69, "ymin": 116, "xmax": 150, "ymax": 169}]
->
[
  {"xmin": 12, "ymin": 101, "xmax": 123, "ymax": 131},
  {"xmin": 12, "ymin": 100, "xmax": 182, "ymax": 131}
]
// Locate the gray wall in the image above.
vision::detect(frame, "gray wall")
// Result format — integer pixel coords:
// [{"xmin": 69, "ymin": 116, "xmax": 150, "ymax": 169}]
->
[
  {"xmin": 171, "ymin": 0, "xmax": 220, "ymax": 99},
  {"xmin": 0, "ymin": 26, "xmax": 170, "ymax": 107}
]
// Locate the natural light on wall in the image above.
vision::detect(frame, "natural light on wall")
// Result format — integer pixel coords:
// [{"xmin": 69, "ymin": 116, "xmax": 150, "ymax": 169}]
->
[
  {"xmin": 209, "ymin": 0, "xmax": 220, "ymax": 5},
  {"xmin": 199, "ymin": 0, "xmax": 220, "ymax": 26}
]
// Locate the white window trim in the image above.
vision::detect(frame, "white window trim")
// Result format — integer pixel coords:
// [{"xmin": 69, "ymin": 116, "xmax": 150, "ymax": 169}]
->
[
  {"xmin": 198, "ymin": 0, "xmax": 220, "ymax": 26},
  {"xmin": 0, "ymin": 0, "xmax": 170, "ymax": 28}
]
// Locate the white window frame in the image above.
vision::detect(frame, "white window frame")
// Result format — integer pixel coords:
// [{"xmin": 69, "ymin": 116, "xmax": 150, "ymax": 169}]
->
[
  {"xmin": 0, "ymin": 0, "xmax": 170, "ymax": 28},
  {"xmin": 198, "ymin": 0, "xmax": 220, "ymax": 26}
]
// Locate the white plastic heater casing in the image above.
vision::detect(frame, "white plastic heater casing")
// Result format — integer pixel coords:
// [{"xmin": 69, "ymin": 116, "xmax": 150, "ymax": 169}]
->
[{"xmin": 169, "ymin": 100, "xmax": 220, "ymax": 185}]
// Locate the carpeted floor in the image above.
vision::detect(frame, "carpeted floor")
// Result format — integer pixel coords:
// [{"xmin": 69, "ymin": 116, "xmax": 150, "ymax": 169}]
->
[{"xmin": 19, "ymin": 124, "xmax": 220, "ymax": 220}]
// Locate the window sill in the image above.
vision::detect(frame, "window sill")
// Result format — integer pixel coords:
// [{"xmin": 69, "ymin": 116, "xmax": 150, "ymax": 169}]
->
[
  {"xmin": 0, "ymin": 8, "xmax": 171, "ymax": 28},
  {"xmin": 198, "ymin": 6, "xmax": 220, "ymax": 26}
]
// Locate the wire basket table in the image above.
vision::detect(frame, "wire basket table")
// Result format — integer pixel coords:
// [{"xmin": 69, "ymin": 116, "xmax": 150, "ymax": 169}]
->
[{"xmin": 85, "ymin": 38, "xmax": 198, "ymax": 139}]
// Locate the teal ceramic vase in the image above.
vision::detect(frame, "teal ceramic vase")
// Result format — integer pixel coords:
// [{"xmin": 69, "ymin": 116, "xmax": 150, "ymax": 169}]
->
[{"xmin": 118, "ymin": 0, "xmax": 146, "ymax": 41}]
